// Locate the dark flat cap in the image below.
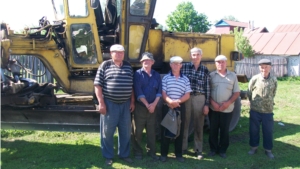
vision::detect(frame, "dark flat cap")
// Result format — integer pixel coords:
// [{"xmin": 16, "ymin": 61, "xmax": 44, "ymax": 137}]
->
[{"xmin": 258, "ymin": 59, "xmax": 271, "ymax": 65}]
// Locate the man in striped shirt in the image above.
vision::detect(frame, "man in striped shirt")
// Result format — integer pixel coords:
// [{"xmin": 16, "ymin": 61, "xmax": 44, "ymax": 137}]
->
[
  {"xmin": 94, "ymin": 44, "xmax": 135, "ymax": 166},
  {"xmin": 160, "ymin": 56, "xmax": 192, "ymax": 163},
  {"xmin": 181, "ymin": 47, "xmax": 210, "ymax": 160}
]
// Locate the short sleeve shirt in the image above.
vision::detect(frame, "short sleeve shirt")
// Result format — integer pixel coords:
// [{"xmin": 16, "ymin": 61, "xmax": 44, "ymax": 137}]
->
[
  {"xmin": 210, "ymin": 70, "xmax": 240, "ymax": 112},
  {"xmin": 162, "ymin": 72, "xmax": 192, "ymax": 100}
]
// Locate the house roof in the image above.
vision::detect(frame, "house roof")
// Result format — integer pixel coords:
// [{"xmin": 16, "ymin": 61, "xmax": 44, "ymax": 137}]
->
[
  {"xmin": 206, "ymin": 27, "xmax": 230, "ymax": 34},
  {"xmin": 246, "ymin": 32, "xmax": 300, "ymax": 55},
  {"xmin": 243, "ymin": 27, "xmax": 269, "ymax": 34},
  {"xmin": 273, "ymin": 24, "xmax": 300, "ymax": 33},
  {"xmin": 215, "ymin": 19, "xmax": 249, "ymax": 28}
]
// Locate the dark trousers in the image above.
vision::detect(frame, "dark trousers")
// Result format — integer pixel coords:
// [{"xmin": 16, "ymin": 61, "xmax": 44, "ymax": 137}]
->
[
  {"xmin": 208, "ymin": 108, "xmax": 232, "ymax": 153},
  {"xmin": 160, "ymin": 104, "xmax": 185, "ymax": 157},
  {"xmin": 132, "ymin": 103, "xmax": 157, "ymax": 156},
  {"xmin": 249, "ymin": 109, "xmax": 274, "ymax": 150}
]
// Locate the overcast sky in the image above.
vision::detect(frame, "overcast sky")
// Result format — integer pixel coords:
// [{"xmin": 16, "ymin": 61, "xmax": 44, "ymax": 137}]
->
[{"xmin": 1, "ymin": 0, "xmax": 299, "ymax": 32}]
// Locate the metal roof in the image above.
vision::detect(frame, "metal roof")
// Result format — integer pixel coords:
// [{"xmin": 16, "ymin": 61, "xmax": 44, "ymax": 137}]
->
[
  {"xmin": 243, "ymin": 27, "xmax": 269, "ymax": 34},
  {"xmin": 273, "ymin": 24, "xmax": 300, "ymax": 33},
  {"xmin": 247, "ymin": 32, "xmax": 300, "ymax": 55},
  {"xmin": 215, "ymin": 19, "xmax": 249, "ymax": 28}
]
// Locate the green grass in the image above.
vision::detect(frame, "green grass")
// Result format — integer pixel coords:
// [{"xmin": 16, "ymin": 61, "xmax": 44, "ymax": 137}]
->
[{"xmin": 1, "ymin": 78, "xmax": 300, "ymax": 169}]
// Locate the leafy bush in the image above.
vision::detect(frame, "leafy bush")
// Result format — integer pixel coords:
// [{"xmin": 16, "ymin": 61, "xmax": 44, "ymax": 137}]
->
[{"xmin": 231, "ymin": 27, "xmax": 255, "ymax": 58}]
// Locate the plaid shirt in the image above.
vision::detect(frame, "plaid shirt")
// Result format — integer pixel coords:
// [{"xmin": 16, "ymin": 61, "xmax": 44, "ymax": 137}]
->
[{"xmin": 181, "ymin": 62, "xmax": 210, "ymax": 105}]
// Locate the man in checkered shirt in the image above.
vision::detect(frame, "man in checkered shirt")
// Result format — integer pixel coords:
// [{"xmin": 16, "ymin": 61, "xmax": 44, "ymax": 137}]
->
[{"xmin": 181, "ymin": 47, "xmax": 210, "ymax": 160}]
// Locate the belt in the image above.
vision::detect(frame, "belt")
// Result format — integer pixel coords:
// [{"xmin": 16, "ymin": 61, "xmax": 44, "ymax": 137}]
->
[{"xmin": 190, "ymin": 92, "xmax": 204, "ymax": 96}]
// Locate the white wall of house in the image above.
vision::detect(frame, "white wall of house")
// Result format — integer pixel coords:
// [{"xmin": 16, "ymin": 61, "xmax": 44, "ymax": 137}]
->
[{"xmin": 287, "ymin": 56, "xmax": 300, "ymax": 76}]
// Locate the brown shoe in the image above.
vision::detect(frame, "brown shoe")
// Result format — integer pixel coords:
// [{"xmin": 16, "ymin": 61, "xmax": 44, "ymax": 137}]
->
[
  {"xmin": 248, "ymin": 148, "xmax": 257, "ymax": 155},
  {"xmin": 265, "ymin": 150, "xmax": 274, "ymax": 159}
]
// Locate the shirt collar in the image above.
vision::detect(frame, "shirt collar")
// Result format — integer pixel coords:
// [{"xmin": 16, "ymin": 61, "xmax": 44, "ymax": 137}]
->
[
  {"xmin": 189, "ymin": 62, "xmax": 202, "ymax": 69},
  {"xmin": 170, "ymin": 71, "xmax": 183, "ymax": 77},
  {"xmin": 141, "ymin": 67, "xmax": 153, "ymax": 76},
  {"xmin": 260, "ymin": 73, "xmax": 270, "ymax": 79},
  {"xmin": 215, "ymin": 69, "xmax": 229, "ymax": 76}
]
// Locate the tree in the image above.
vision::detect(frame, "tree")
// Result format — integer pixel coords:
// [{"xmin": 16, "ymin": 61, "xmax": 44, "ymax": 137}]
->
[
  {"xmin": 231, "ymin": 27, "xmax": 255, "ymax": 57},
  {"xmin": 223, "ymin": 15, "xmax": 239, "ymax": 22},
  {"xmin": 165, "ymin": 2, "xmax": 210, "ymax": 33}
]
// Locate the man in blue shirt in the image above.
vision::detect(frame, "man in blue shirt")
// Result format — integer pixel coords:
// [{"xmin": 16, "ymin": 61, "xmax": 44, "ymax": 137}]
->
[{"xmin": 132, "ymin": 52, "xmax": 162, "ymax": 160}]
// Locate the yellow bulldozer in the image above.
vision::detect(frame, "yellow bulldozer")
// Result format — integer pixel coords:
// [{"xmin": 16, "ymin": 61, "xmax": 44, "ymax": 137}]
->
[{"xmin": 1, "ymin": 0, "xmax": 246, "ymax": 133}]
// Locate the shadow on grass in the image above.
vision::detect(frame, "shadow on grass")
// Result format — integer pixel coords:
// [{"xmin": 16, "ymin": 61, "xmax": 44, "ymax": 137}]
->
[
  {"xmin": 226, "ymin": 115, "xmax": 300, "ymax": 169},
  {"xmin": 1, "ymin": 135, "xmax": 209, "ymax": 169},
  {"xmin": 1, "ymin": 115, "xmax": 300, "ymax": 169}
]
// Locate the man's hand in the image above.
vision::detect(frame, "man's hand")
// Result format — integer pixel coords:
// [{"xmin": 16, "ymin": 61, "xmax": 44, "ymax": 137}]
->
[
  {"xmin": 210, "ymin": 99, "xmax": 221, "ymax": 111},
  {"xmin": 203, "ymin": 105, "xmax": 209, "ymax": 115},
  {"xmin": 169, "ymin": 99, "xmax": 181, "ymax": 108},
  {"xmin": 98, "ymin": 102, "xmax": 107, "ymax": 115},
  {"xmin": 219, "ymin": 101, "xmax": 231, "ymax": 112},
  {"xmin": 130, "ymin": 102, "xmax": 135, "ymax": 112},
  {"xmin": 147, "ymin": 103, "xmax": 157, "ymax": 113}
]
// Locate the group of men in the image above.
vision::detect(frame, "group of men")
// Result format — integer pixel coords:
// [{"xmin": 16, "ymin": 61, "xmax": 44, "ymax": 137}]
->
[{"xmin": 94, "ymin": 44, "xmax": 277, "ymax": 166}]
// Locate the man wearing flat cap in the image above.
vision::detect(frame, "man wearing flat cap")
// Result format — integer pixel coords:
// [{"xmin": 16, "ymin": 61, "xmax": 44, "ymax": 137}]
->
[
  {"xmin": 208, "ymin": 55, "xmax": 240, "ymax": 158},
  {"xmin": 181, "ymin": 47, "xmax": 210, "ymax": 160},
  {"xmin": 247, "ymin": 58, "xmax": 277, "ymax": 159},
  {"xmin": 132, "ymin": 52, "xmax": 161, "ymax": 160},
  {"xmin": 94, "ymin": 44, "xmax": 135, "ymax": 165},
  {"xmin": 160, "ymin": 56, "xmax": 192, "ymax": 162}
]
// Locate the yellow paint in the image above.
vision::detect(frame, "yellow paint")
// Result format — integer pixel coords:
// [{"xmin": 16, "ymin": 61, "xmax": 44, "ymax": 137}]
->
[{"xmin": 129, "ymin": 25, "xmax": 145, "ymax": 59}]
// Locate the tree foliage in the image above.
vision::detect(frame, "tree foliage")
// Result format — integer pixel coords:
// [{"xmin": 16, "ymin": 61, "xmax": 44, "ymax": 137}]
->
[
  {"xmin": 165, "ymin": 2, "xmax": 210, "ymax": 33},
  {"xmin": 223, "ymin": 15, "xmax": 239, "ymax": 22},
  {"xmin": 231, "ymin": 27, "xmax": 255, "ymax": 57}
]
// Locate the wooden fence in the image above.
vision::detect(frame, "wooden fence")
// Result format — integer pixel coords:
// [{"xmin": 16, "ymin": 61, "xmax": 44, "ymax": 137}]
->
[
  {"xmin": 4, "ymin": 55, "xmax": 53, "ymax": 83},
  {"xmin": 235, "ymin": 55, "xmax": 288, "ymax": 79}
]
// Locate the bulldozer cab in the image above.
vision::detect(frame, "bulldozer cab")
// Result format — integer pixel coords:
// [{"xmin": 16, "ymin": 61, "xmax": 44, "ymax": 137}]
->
[{"xmin": 51, "ymin": 0, "xmax": 156, "ymax": 70}]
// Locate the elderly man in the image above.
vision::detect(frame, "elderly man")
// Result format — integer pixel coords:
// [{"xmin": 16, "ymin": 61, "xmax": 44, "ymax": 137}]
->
[
  {"xmin": 247, "ymin": 59, "xmax": 277, "ymax": 159},
  {"xmin": 208, "ymin": 55, "xmax": 240, "ymax": 158},
  {"xmin": 132, "ymin": 52, "xmax": 161, "ymax": 160},
  {"xmin": 181, "ymin": 47, "xmax": 210, "ymax": 159},
  {"xmin": 94, "ymin": 44, "xmax": 135, "ymax": 166},
  {"xmin": 160, "ymin": 56, "xmax": 192, "ymax": 163}
]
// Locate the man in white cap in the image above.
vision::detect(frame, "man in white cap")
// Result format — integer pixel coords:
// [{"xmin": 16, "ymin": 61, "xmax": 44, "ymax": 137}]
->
[
  {"xmin": 208, "ymin": 55, "xmax": 240, "ymax": 158},
  {"xmin": 94, "ymin": 44, "xmax": 135, "ymax": 165},
  {"xmin": 247, "ymin": 58, "xmax": 277, "ymax": 159},
  {"xmin": 132, "ymin": 52, "xmax": 161, "ymax": 160},
  {"xmin": 181, "ymin": 47, "xmax": 210, "ymax": 159},
  {"xmin": 160, "ymin": 56, "xmax": 192, "ymax": 162}
]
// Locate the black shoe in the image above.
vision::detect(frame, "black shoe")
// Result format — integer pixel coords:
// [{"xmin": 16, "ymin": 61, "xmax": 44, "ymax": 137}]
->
[
  {"xmin": 196, "ymin": 152, "xmax": 203, "ymax": 160},
  {"xmin": 219, "ymin": 153, "xmax": 227, "ymax": 158},
  {"xmin": 248, "ymin": 148, "xmax": 257, "ymax": 155},
  {"xmin": 265, "ymin": 150, "xmax": 274, "ymax": 159},
  {"xmin": 135, "ymin": 155, "xmax": 143, "ymax": 160},
  {"xmin": 208, "ymin": 151, "xmax": 216, "ymax": 157},
  {"xmin": 176, "ymin": 157, "xmax": 185, "ymax": 162},
  {"xmin": 147, "ymin": 153, "xmax": 159, "ymax": 160},
  {"xmin": 105, "ymin": 158, "xmax": 113, "ymax": 166},
  {"xmin": 120, "ymin": 157, "xmax": 133, "ymax": 163},
  {"xmin": 160, "ymin": 156, "xmax": 167, "ymax": 162}
]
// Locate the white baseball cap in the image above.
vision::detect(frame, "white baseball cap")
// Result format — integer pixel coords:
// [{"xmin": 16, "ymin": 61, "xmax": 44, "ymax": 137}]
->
[
  {"xmin": 170, "ymin": 56, "xmax": 183, "ymax": 63},
  {"xmin": 110, "ymin": 44, "xmax": 125, "ymax": 52},
  {"xmin": 215, "ymin": 55, "xmax": 227, "ymax": 61}
]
